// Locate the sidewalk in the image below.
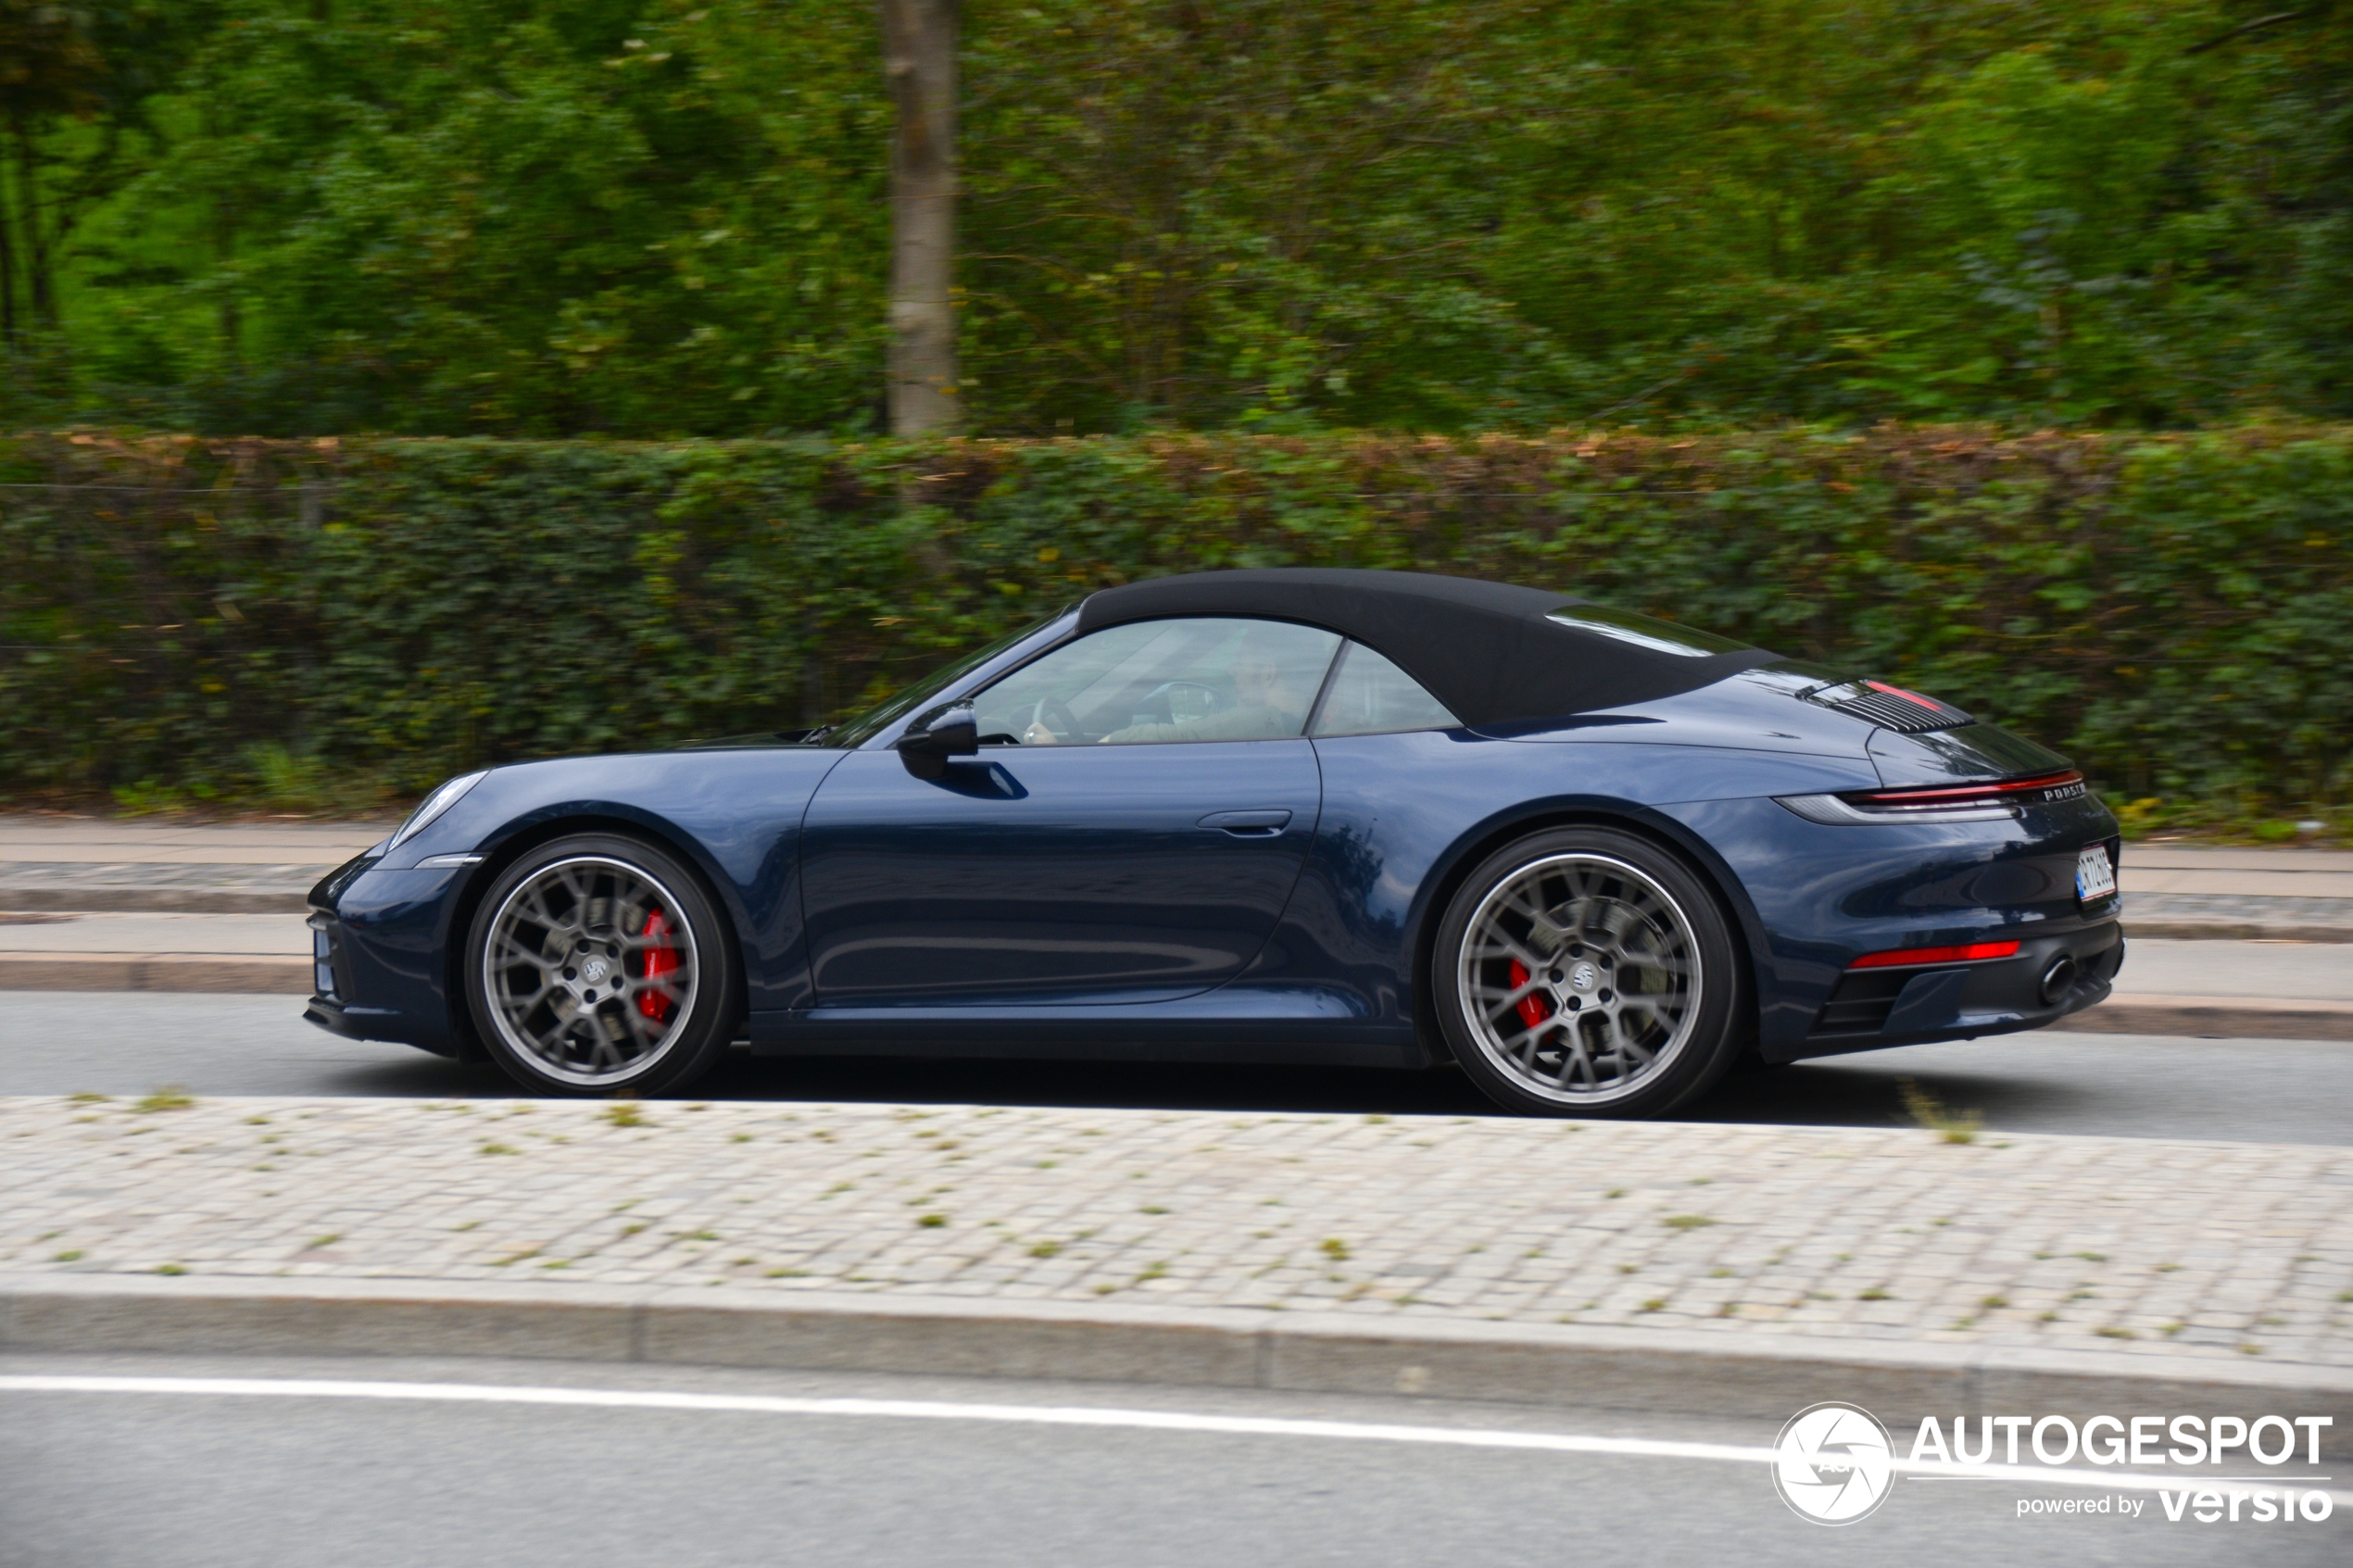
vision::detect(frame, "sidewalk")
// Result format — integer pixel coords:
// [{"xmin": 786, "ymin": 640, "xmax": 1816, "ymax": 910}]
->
[
  {"xmin": 0, "ymin": 816, "xmax": 391, "ymax": 915},
  {"xmin": 2122, "ymin": 846, "xmax": 2353, "ymax": 941},
  {"xmin": 5, "ymin": 817, "xmax": 2349, "ymax": 930},
  {"xmin": 4, "ymin": 1095, "xmax": 2347, "ymax": 1426},
  {"xmin": 1, "ymin": 816, "xmax": 2347, "ymax": 1038}
]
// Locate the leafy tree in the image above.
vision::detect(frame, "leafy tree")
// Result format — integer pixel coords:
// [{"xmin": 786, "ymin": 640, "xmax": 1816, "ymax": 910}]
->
[
  {"xmin": 0, "ymin": 1, "xmax": 197, "ymax": 355},
  {"xmin": 10, "ymin": 0, "xmax": 2353, "ymax": 434},
  {"xmin": 65, "ymin": 0, "xmax": 888, "ymax": 433}
]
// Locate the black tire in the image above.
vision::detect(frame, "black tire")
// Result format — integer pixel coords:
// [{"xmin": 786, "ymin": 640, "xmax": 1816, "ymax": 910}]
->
[
  {"xmin": 1431, "ymin": 826, "xmax": 1747, "ymax": 1119},
  {"xmin": 463, "ymin": 833, "xmax": 739, "ymax": 1097}
]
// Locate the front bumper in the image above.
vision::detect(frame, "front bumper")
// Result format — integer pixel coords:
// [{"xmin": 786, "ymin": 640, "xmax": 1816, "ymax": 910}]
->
[
  {"xmin": 301, "ymin": 852, "xmax": 472, "ymax": 1058},
  {"xmin": 1787, "ymin": 918, "xmax": 2124, "ymax": 1060},
  {"xmin": 301, "ymin": 991, "xmax": 447, "ymax": 1051}
]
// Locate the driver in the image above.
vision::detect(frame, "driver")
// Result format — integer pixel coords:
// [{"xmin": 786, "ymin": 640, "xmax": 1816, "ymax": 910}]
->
[{"xmin": 1023, "ymin": 628, "xmax": 1315, "ymax": 745}]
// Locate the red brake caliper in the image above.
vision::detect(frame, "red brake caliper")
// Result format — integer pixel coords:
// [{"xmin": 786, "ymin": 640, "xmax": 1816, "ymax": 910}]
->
[
  {"xmin": 1507, "ymin": 960, "xmax": 1553, "ymax": 1029},
  {"xmin": 638, "ymin": 909, "xmax": 679, "ymax": 1022}
]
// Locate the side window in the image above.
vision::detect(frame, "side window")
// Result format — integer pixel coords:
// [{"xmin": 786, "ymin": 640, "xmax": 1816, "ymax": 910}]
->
[
  {"xmin": 1309, "ymin": 642, "xmax": 1460, "ymax": 737},
  {"xmin": 972, "ymin": 618, "xmax": 1341, "ymax": 746}
]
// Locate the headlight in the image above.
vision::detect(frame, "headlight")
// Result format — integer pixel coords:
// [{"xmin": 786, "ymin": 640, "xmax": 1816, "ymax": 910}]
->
[{"xmin": 386, "ymin": 771, "xmax": 488, "ymax": 852}]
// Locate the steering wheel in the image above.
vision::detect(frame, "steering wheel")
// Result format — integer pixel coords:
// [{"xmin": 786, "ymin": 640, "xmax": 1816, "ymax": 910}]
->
[{"xmin": 1026, "ymin": 696, "xmax": 1083, "ymax": 744}]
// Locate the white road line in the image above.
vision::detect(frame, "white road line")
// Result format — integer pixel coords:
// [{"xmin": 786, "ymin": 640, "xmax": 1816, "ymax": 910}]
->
[{"xmin": 3, "ymin": 1375, "xmax": 2346, "ymax": 1505}]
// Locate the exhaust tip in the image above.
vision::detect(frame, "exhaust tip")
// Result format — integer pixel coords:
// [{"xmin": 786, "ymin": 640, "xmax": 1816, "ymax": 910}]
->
[{"xmin": 2039, "ymin": 955, "xmax": 2079, "ymax": 1007}]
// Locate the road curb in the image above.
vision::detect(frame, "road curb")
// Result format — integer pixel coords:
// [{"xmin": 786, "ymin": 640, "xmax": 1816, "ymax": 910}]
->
[
  {"xmin": 2124, "ymin": 921, "xmax": 2353, "ymax": 944},
  {"xmin": 4, "ymin": 1275, "xmax": 2347, "ymax": 1448},
  {"xmin": 2062, "ymin": 998, "xmax": 2353, "ymax": 1042},
  {"xmin": 0, "ymin": 956, "xmax": 310, "ymax": 994},
  {"xmin": 1, "ymin": 896, "xmax": 2344, "ymax": 935},
  {"xmin": 4, "ymin": 955, "xmax": 2346, "ymax": 1040},
  {"xmin": 0, "ymin": 887, "xmax": 314, "ymax": 915}
]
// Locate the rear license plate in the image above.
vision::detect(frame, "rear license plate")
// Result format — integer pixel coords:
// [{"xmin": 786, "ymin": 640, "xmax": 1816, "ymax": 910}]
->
[{"xmin": 2075, "ymin": 846, "xmax": 2117, "ymax": 905}]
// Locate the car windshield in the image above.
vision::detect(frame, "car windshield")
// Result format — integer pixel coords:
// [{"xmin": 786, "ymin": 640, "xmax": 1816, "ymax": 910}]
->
[{"xmin": 823, "ymin": 610, "xmax": 1069, "ymax": 747}]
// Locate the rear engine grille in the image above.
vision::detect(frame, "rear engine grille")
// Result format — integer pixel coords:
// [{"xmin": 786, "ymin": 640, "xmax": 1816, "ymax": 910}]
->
[{"xmin": 1806, "ymin": 680, "xmax": 1972, "ymax": 734}]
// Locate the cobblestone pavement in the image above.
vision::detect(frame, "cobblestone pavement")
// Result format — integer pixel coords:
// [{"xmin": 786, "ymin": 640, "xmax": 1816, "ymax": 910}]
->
[{"xmin": 6, "ymin": 1095, "xmax": 2348, "ymax": 1371}]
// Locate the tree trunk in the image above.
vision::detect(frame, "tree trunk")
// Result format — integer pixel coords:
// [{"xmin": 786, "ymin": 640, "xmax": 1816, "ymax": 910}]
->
[
  {"xmin": 215, "ymin": 198, "xmax": 240, "ymax": 361},
  {"xmin": 199, "ymin": 105, "xmax": 238, "ymax": 360},
  {"xmin": 0, "ymin": 164, "xmax": 17, "ymax": 346},
  {"xmin": 880, "ymin": 0, "xmax": 959, "ymax": 434},
  {"xmin": 14, "ymin": 125, "xmax": 53, "ymax": 328}
]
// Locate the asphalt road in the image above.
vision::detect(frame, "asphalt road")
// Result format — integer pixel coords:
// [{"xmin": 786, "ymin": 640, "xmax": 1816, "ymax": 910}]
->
[
  {"xmin": 4, "ymin": 1353, "xmax": 2341, "ymax": 1568},
  {"xmin": 3, "ymin": 992, "xmax": 2349, "ymax": 1143}
]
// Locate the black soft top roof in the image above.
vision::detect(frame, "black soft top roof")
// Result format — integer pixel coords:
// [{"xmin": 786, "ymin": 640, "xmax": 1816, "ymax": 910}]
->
[{"xmin": 1075, "ymin": 568, "xmax": 1774, "ymax": 729}]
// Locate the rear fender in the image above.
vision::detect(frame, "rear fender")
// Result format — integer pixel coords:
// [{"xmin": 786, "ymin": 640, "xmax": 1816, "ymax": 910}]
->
[{"xmin": 1407, "ymin": 800, "xmax": 1773, "ymax": 1060}]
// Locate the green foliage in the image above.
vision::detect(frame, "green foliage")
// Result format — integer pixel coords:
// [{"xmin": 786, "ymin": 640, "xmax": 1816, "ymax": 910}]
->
[
  {"xmin": 3, "ymin": 425, "xmax": 2345, "ymax": 809},
  {"xmin": 18, "ymin": 0, "xmax": 887, "ymax": 435},
  {"xmin": 4, "ymin": 1, "xmax": 2352, "ymax": 434},
  {"xmin": 0, "ymin": 1, "xmax": 206, "ymax": 358}
]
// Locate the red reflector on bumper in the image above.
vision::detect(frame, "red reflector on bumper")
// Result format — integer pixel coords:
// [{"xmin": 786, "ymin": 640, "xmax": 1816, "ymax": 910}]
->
[{"xmin": 1849, "ymin": 940, "xmax": 2021, "ymax": 970}]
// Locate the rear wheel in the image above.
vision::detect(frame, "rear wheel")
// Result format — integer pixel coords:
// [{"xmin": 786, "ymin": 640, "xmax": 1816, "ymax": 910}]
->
[
  {"xmin": 1432, "ymin": 827, "xmax": 1746, "ymax": 1119},
  {"xmin": 464, "ymin": 834, "xmax": 737, "ymax": 1096}
]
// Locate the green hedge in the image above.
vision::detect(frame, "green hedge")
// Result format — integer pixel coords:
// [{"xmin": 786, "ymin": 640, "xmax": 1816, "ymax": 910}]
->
[{"xmin": 3, "ymin": 427, "xmax": 2347, "ymax": 815}]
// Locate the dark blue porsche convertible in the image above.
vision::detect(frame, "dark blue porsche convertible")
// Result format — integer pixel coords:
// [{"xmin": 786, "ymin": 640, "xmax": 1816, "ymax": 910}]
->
[{"xmin": 306, "ymin": 569, "xmax": 2124, "ymax": 1118}]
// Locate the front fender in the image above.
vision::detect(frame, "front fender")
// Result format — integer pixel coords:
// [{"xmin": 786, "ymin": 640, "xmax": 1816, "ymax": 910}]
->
[{"xmin": 357, "ymin": 746, "xmax": 849, "ymax": 1024}]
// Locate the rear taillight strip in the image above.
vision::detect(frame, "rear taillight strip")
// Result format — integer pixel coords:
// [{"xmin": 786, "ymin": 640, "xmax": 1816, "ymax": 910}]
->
[
  {"xmin": 1849, "ymin": 940, "xmax": 2021, "ymax": 970},
  {"xmin": 1778, "ymin": 794, "xmax": 2010, "ymax": 826},
  {"xmin": 1777, "ymin": 770, "xmax": 2087, "ymax": 826},
  {"xmin": 1849, "ymin": 770, "xmax": 2084, "ymax": 808}
]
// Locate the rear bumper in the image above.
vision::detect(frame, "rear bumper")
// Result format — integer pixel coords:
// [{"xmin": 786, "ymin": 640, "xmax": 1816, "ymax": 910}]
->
[{"xmin": 1780, "ymin": 918, "xmax": 2124, "ymax": 1060}]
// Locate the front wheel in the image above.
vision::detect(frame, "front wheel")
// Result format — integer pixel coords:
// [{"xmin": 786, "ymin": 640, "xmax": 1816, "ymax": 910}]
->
[
  {"xmin": 1432, "ymin": 827, "xmax": 1746, "ymax": 1119},
  {"xmin": 464, "ymin": 834, "xmax": 738, "ymax": 1096}
]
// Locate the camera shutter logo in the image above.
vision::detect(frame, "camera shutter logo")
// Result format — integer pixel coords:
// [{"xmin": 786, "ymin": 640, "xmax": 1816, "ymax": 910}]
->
[{"xmin": 1772, "ymin": 1402, "xmax": 1895, "ymax": 1524}]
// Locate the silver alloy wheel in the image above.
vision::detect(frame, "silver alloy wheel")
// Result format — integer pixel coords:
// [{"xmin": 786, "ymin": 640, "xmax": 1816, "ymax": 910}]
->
[
  {"xmin": 478, "ymin": 855, "xmax": 700, "ymax": 1087},
  {"xmin": 1453, "ymin": 851, "xmax": 1702, "ymax": 1107}
]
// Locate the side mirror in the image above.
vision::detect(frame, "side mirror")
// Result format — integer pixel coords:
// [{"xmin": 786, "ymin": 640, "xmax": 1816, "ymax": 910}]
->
[{"xmin": 895, "ymin": 703, "xmax": 979, "ymax": 779}]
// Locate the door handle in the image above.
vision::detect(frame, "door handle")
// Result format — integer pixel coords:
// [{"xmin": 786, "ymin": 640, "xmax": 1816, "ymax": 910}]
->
[{"xmin": 1197, "ymin": 809, "xmax": 1292, "ymax": 836}]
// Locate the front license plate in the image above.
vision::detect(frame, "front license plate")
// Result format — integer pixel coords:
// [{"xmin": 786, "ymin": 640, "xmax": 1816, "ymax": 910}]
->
[{"xmin": 2075, "ymin": 846, "xmax": 2117, "ymax": 905}]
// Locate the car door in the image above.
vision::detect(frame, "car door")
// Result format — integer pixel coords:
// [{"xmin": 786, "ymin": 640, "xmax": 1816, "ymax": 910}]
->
[{"xmin": 799, "ymin": 618, "xmax": 1339, "ymax": 1008}]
